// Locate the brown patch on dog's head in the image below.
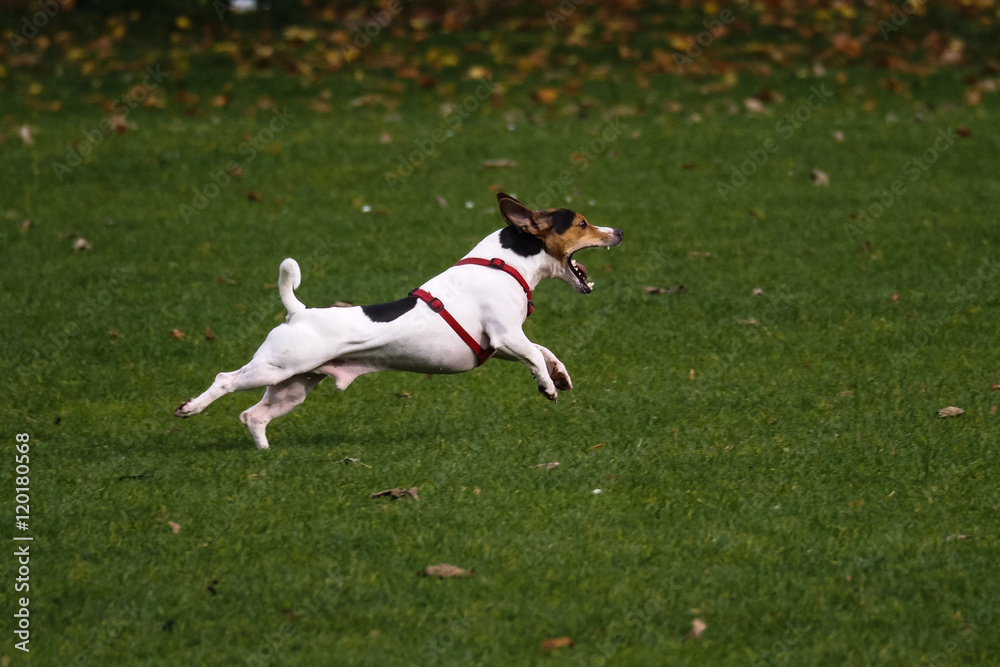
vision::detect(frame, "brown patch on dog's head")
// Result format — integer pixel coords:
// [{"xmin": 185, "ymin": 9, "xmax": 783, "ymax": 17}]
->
[{"xmin": 497, "ymin": 193, "xmax": 623, "ymax": 294}]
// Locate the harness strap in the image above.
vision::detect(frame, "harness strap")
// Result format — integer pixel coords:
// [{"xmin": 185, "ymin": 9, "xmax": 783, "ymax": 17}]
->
[
  {"xmin": 410, "ymin": 258, "xmax": 534, "ymax": 366},
  {"xmin": 409, "ymin": 288, "xmax": 494, "ymax": 365},
  {"xmin": 455, "ymin": 257, "xmax": 534, "ymax": 316}
]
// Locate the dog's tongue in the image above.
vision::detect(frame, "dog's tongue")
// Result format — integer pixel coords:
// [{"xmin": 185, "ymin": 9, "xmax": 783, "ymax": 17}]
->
[{"xmin": 577, "ymin": 261, "xmax": 589, "ymax": 279}]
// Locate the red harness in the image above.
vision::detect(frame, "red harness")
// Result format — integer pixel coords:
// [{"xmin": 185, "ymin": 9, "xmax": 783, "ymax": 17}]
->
[{"xmin": 410, "ymin": 257, "xmax": 533, "ymax": 366}]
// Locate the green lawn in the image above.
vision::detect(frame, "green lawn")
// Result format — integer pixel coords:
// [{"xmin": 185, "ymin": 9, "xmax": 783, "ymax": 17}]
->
[{"xmin": 3, "ymin": 23, "xmax": 1000, "ymax": 667}]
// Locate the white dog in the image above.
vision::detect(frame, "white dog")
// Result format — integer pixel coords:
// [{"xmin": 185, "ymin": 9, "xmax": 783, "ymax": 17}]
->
[{"xmin": 175, "ymin": 193, "xmax": 623, "ymax": 449}]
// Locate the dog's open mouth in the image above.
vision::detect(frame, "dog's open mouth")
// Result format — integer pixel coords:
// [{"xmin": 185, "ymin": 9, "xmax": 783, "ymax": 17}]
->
[{"xmin": 569, "ymin": 251, "xmax": 595, "ymax": 294}]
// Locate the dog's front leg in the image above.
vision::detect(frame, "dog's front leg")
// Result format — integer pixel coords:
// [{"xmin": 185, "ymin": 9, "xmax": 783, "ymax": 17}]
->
[
  {"xmin": 535, "ymin": 344, "xmax": 573, "ymax": 392},
  {"xmin": 493, "ymin": 332, "xmax": 559, "ymax": 401}
]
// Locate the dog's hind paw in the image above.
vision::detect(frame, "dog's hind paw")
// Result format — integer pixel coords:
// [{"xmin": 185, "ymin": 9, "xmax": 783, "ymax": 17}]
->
[{"xmin": 174, "ymin": 401, "xmax": 195, "ymax": 418}]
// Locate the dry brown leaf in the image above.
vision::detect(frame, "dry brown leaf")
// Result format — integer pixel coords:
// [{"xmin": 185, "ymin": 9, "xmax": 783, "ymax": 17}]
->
[
  {"xmin": 247, "ymin": 191, "xmax": 262, "ymax": 202},
  {"xmin": 107, "ymin": 330, "xmax": 120, "ymax": 338},
  {"xmin": 956, "ymin": 127, "xmax": 972, "ymax": 138},
  {"xmin": 810, "ymin": 169, "xmax": 830, "ymax": 186},
  {"xmin": 686, "ymin": 618, "xmax": 707, "ymax": 641},
  {"xmin": 204, "ymin": 326, "xmax": 216, "ymax": 342},
  {"xmin": 169, "ymin": 521, "xmax": 181, "ymax": 534},
  {"xmin": 540, "ymin": 637, "xmax": 575, "ymax": 651},
  {"xmin": 371, "ymin": 486, "xmax": 418, "ymax": 500},
  {"xmin": 169, "ymin": 329, "xmax": 186, "ymax": 340},
  {"xmin": 590, "ymin": 443, "xmax": 604, "ymax": 450},
  {"xmin": 227, "ymin": 165, "xmax": 244, "ymax": 178},
  {"xmin": 19, "ymin": 220, "xmax": 34, "ymax": 232},
  {"xmin": 891, "ymin": 292, "xmax": 899, "ymax": 303},
  {"xmin": 420, "ymin": 563, "xmax": 474, "ymax": 578},
  {"xmin": 482, "ymin": 159, "xmax": 518, "ymax": 169},
  {"xmin": 529, "ymin": 462, "xmax": 560, "ymax": 469},
  {"xmin": 688, "ymin": 369, "xmax": 696, "ymax": 380},
  {"xmin": 73, "ymin": 237, "xmax": 91, "ymax": 251},
  {"xmin": 938, "ymin": 406, "xmax": 965, "ymax": 418},
  {"xmin": 309, "ymin": 98, "xmax": 331, "ymax": 113},
  {"xmin": 19, "ymin": 125, "xmax": 34, "ymax": 145},
  {"xmin": 848, "ymin": 499, "xmax": 865, "ymax": 510}
]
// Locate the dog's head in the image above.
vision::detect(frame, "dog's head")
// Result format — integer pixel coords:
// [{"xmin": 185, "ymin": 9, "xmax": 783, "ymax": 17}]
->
[{"xmin": 496, "ymin": 193, "xmax": 623, "ymax": 294}]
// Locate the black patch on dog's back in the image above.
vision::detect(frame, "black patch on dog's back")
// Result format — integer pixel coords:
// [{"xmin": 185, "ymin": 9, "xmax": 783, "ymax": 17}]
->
[
  {"xmin": 549, "ymin": 209, "xmax": 576, "ymax": 234},
  {"xmin": 362, "ymin": 296, "xmax": 418, "ymax": 323},
  {"xmin": 499, "ymin": 225, "xmax": 545, "ymax": 257}
]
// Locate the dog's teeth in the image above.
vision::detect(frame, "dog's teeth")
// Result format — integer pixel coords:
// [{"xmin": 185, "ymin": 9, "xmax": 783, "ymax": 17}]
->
[
  {"xmin": 570, "ymin": 259, "xmax": 578, "ymax": 267},
  {"xmin": 587, "ymin": 281, "xmax": 595, "ymax": 289}
]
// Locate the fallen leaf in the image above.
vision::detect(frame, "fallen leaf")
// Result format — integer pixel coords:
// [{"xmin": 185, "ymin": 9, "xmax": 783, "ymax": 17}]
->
[
  {"xmin": 590, "ymin": 443, "xmax": 604, "ymax": 450},
  {"xmin": 744, "ymin": 97, "xmax": 766, "ymax": 114},
  {"xmin": 247, "ymin": 191, "xmax": 261, "ymax": 202},
  {"xmin": 686, "ymin": 618, "xmax": 707, "ymax": 641},
  {"xmin": 938, "ymin": 406, "xmax": 965, "ymax": 418},
  {"xmin": 482, "ymin": 159, "xmax": 518, "ymax": 168},
  {"xmin": 420, "ymin": 563, "xmax": 474, "ymax": 578},
  {"xmin": 533, "ymin": 87, "xmax": 559, "ymax": 105},
  {"xmin": 435, "ymin": 195, "xmax": 448, "ymax": 207},
  {"xmin": 379, "ymin": 132, "xmax": 392, "ymax": 144},
  {"xmin": 891, "ymin": 292, "xmax": 899, "ymax": 303},
  {"xmin": 689, "ymin": 369, "xmax": 696, "ymax": 380},
  {"xmin": 107, "ymin": 330, "xmax": 120, "ymax": 338},
  {"xmin": 848, "ymin": 499, "xmax": 865, "ymax": 510},
  {"xmin": 396, "ymin": 390, "xmax": 412, "ymax": 399},
  {"xmin": 989, "ymin": 384, "xmax": 1000, "ymax": 391},
  {"xmin": 810, "ymin": 169, "xmax": 830, "ymax": 186},
  {"xmin": 169, "ymin": 329, "xmax": 186, "ymax": 340},
  {"xmin": 19, "ymin": 220, "xmax": 34, "ymax": 231},
  {"xmin": 642, "ymin": 285, "xmax": 686, "ymax": 295},
  {"xmin": 991, "ymin": 406, "xmax": 997, "ymax": 415},
  {"xmin": 945, "ymin": 533, "xmax": 970, "ymax": 541},
  {"xmin": 73, "ymin": 237, "xmax": 91, "ymax": 251},
  {"xmin": 19, "ymin": 125, "xmax": 34, "ymax": 145},
  {"xmin": 681, "ymin": 163, "xmax": 698, "ymax": 170},
  {"xmin": 343, "ymin": 457, "xmax": 371, "ymax": 468},
  {"xmin": 204, "ymin": 326, "xmax": 216, "ymax": 342},
  {"xmin": 227, "ymin": 165, "xmax": 244, "ymax": 178},
  {"xmin": 752, "ymin": 287, "xmax": 765, "ymax": 296},
  {"xmin": 169, "ymin": 521, "xmax": 181, "ymax": 534},
  {"xmin": 473, "ymin": 488, "xmax": 481, "ymax": 495},
  {"xmin": 309, "ymin": 98, "xmax": 331, "ymax": 113},
  {"xmin": 528, "ymin": 461, "xmax": 560, "ymax": 469},
  {"xmin": 956, "ymin": 127, "xmax": 972, "ymax": 138},
  {"xmin": 540, "ymin": 637, "xmax": 575, "ymax": 652},
  {"xmin": 371, "ymin": 486, "xmax": 419, "ymax": 500},
  {"xmin": 832, "ymin": 130, "xmax": 846, "ymax": 142}
]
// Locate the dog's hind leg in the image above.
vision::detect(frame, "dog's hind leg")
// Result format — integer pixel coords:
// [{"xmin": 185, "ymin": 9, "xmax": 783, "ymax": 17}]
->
[
  {"xmin": 239, "ymin": 372, "xmax": 325, "ymax": 450},
  {"xmin": 175, "ymin": 360, "xmax": 300, "ymax": 418}
]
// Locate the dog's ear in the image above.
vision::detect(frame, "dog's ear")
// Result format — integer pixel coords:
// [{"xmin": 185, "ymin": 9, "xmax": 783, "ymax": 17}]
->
[{"xmin": 497, "ymin": 193, "xmax": 550, "ymax": 235}]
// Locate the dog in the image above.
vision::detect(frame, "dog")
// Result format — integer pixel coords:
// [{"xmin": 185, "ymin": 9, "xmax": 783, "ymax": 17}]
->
[{"xmin": 174, "ymin": 193, "xmax": 623, "ymax": 449}]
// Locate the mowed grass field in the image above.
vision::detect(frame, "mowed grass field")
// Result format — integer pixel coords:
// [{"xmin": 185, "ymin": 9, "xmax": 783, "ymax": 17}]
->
[{"xmin": 3, "ymin": 57, "xmax": 1000, "ymax": 666}]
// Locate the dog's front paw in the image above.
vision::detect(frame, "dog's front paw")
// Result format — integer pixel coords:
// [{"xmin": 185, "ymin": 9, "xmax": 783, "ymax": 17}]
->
[
  {"xmin": 538, "ymin": 383, "xmax": 558, "ymax": 402},
  {"xmin": 552, "ymin": 369, "xmax": 573, "ymax": 392}
]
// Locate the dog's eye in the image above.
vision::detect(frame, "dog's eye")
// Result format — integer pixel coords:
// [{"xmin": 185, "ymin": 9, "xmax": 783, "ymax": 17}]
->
[{"xmin": 578, "ymin": 221, "xmax": 587, "ymax": 228}]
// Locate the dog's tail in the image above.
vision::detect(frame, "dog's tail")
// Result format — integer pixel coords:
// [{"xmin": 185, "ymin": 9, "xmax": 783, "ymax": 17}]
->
[{"xmin": 278, "ymin": 258, "xmax": 306, "ymax": 316}]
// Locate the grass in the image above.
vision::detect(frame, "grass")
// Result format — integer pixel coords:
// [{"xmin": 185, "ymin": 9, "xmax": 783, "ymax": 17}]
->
[{"xmin": 3, "ymin": 42, "xmax": 1000, "ymax": 667}]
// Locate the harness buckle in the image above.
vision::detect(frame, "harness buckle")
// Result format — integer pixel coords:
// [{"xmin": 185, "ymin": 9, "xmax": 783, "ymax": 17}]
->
[
  {"xmin": 428, "ymin": 297, "xmax": 444, "ymax": 313},
  {"xmin": 488, "ymin": 258, "xmax": 506, "ymax": 270}
]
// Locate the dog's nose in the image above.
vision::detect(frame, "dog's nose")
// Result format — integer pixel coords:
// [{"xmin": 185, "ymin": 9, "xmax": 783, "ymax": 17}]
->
[{"xmin": 613, "ymin": 229, "xmax": 624, "ymax": 243}]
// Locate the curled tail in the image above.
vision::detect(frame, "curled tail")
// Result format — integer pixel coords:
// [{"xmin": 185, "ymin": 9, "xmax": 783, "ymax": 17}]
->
[{"xmin": 278, "ymin": 258, "xmax": 306, "ymax": 316}]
